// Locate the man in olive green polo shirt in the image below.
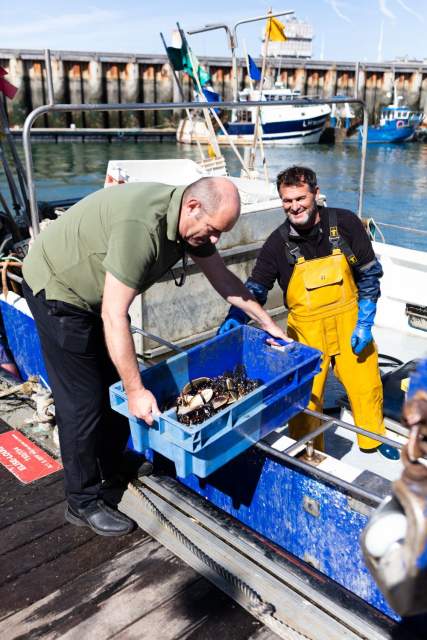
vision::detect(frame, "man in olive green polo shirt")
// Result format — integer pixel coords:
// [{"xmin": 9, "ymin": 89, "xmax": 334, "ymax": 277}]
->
[{"xmin": 23, "ymin": 177, "xmax": 288, "ymax": 537}]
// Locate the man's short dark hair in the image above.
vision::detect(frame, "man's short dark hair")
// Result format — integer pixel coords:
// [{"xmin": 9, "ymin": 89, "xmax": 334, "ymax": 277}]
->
[{"xmin": 276, "ymin": 166, "xmax": 318, "ymax": 194}]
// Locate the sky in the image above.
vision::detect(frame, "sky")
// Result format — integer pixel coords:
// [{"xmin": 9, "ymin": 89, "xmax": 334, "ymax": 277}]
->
[{"xmin": 1, "ymin": 0, "xmax": 426, "ymax": 63}]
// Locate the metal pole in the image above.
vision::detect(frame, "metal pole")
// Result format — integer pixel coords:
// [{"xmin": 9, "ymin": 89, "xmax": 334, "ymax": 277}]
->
[
  {"xmin": 304, "ymin": 408, "xmax": 402, "ymax": 449},
  {"xmin": 248, "ymin": 13, "xmax": 271, "ymax": 173},
  {"xmin": 357, "ymin": 104, "xmax": 368, "ymax": 219},
  {"xmin": 188, "ymin": 11, "xmax": 294, "ymax": 109},
  {"xmin": 130, "ymin": 325, "xmax": 184, "ymax": 353},
  {"xmin": 0, "ymin": 141, "xmax": 24, "ymax": 217},
  {"xmin": 22, "ymin": 97, "xmax": 365, "ymax": 238},
  {"xmin": 354, "ymin": 61, "xmax": 360, "ymax": 99},
  {"xmin": 176, "ymin": 22, "xmax": 222, "ymax": 159},
  {"xmin": 0, "ymin": 98, "xmax": 29, "ymax": 214},
  {"xmin": 0, "ymin": 189, "xmax": 13, "ymax": 218},
  {"xmin": 44, "ymin": 49, "xmax": 55, "ymax": 105},
  {"xmin": 256, "ymin": 441, "xmax": 382, "ymax": 506}
]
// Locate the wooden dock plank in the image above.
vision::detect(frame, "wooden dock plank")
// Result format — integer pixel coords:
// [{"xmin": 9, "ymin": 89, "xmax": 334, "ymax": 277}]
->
[
  {"xmin": 0, "ymin": 478, "xmax": 64, "ymax": 529},
  {"xmin": 0, "ymin": 524, "xmax": 146, "ymax": 620},
  {"xmin": 113, "ymin": 577, "xmax": 272, "ymax": 640},
  {"xmin": 1, "ymin": 538, "xmax": 197, "ymax": 639},
  {"xmin": 2, "ymin": 502, "xmax": 71, "ymax": 554}
]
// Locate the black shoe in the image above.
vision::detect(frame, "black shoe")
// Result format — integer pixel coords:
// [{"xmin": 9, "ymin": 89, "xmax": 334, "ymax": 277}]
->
[{"xmin": 65, "ymin": 499, "xmax": 135, "ymax": 537}]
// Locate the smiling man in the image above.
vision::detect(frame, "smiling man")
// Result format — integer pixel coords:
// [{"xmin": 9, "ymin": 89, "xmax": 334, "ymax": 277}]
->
[
  {"xmin": 22, "ymin": 177, "xmax": 287, "ymax": 537},
  {"xmin": 219, "ymin": 166, "xmax": 399, "ymax": 461}
]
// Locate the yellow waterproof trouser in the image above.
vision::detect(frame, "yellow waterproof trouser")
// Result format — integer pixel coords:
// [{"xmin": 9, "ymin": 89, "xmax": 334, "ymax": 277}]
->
[{"xmin": 286, "ymin": 249, "xmax": 385, "ymax": 451}]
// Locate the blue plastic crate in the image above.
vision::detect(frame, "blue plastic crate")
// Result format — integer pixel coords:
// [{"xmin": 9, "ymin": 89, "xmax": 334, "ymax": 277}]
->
[{"xmin": 110, "ymin": 325, "xmax": 321, "ymax": 478}]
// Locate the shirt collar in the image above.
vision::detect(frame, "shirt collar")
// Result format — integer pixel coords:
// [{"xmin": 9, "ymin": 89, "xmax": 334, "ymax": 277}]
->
[
  {"xmin": 287, "ymin": 217, "xmax": 323, "ymax": 241},
  {"xmin": 166, "ymin": 185, "xmax": 187, "ymax": 242}
]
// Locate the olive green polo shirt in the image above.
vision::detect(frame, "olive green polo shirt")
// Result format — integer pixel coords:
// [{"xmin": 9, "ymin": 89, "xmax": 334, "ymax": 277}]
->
[{"xmin": 23, "ymin": 182, "xmax": 215, "ymax": 313}]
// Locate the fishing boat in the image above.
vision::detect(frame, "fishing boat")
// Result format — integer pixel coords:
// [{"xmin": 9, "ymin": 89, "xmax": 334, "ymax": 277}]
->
[
  {"xmin": 173, "ymin": 12, "xmax": 331, "ymax": 146},
  {"xmin": 1, "ymin": 54, "xmax": 427, "ymax": 638},
  {"xmin": 358, "ymin": 91, "xmax": 424, "ymax": 144},
  {"xmin": 177, "ymin": 85, "xmax": 331, "ymax": 146}
]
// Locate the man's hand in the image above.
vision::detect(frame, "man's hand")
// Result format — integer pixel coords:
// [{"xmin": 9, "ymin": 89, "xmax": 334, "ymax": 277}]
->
[
  {"xmin": 128, "ymin": 388, "xmax": 160, "ymax": 426},
  {"xmin": 260, "ymin": 318, "xmax": 293, "ymax": 343}
]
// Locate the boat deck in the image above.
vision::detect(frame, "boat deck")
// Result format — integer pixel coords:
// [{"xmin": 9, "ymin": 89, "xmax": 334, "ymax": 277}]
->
[{"xmin": 0, "ymin": 418, "xmax": 278, "ymax": 640}]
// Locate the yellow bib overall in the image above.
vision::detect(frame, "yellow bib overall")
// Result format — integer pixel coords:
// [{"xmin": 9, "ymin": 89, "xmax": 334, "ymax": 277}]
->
[{"xmin": 286, "ymin": 248, "xmax": 385, "ymax": 451}]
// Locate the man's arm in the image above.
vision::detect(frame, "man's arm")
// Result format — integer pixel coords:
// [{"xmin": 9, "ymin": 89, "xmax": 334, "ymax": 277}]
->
[
  {"xmin": 190, "ymin": 251, "xmax": 289, "ymax": 341},
  {"xmin": 101, "ymin": 271, "xmax": 159, "ymax": 425}
]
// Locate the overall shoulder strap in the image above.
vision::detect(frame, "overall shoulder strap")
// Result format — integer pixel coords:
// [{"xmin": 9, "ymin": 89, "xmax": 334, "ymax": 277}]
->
[
  {"xmin": 278, "ymin": 223, "xmax": 303, "ymax": 265},
  {"xmin": 327, "ymin": 209, "xmax": 358, "ymax": 266}
]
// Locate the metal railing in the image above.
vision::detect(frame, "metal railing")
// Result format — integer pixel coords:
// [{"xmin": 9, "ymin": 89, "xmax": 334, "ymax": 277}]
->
[
  {"xmin": 256, "ymin": 407, "xmax": 405, "ymax": 507},
  {"xmin": 22, "ymin": 96, "xmax": 369, "ymax": 235}
]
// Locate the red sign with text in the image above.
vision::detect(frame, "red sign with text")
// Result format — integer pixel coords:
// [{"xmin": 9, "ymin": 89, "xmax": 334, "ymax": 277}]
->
[{"xmin": 0, "ymin": 430, "xmax": 62, "ymax": 483}]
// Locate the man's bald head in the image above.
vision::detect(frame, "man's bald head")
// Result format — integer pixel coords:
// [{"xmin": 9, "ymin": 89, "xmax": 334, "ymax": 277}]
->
[
  {"xmin": 183, "ymin": 177, "xmax": 241, "ymax": 220},
  {"xmin": 179, "ymin": 177, "xmax": 241, "ymax": 248}
]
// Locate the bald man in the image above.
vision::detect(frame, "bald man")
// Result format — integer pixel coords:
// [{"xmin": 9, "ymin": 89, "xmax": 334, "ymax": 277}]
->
[{"xmin": 23, "ymin": 178, "xmax": 287, "ymax": 536}]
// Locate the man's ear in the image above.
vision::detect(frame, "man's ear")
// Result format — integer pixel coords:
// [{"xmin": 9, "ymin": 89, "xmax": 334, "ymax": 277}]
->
[{"xmin": 185, "ymin": 197, "xmax": 202, "ymax": 217}]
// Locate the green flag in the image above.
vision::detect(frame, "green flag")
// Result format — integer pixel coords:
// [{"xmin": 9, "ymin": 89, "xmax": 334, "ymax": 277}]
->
[
  {"xmin": 167, "ymin": 43, "xmax": 210, "ymax": 87},
  {"xmin": 166, "ymin": 46, "xmax": 185, "ymax": 71}
]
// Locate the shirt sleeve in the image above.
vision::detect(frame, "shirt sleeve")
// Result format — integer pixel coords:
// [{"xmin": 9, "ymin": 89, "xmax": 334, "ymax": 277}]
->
[
  {"xmin": 103, "ymin": 220, "xmax": 157, "ymax": 290},
  {"xmin": 251, "ymin": 231, "xmax": 280, "ymax": 290},
  {"xmin": 337, "ymin": 210, "xmax": 376, "ymax": 267}
]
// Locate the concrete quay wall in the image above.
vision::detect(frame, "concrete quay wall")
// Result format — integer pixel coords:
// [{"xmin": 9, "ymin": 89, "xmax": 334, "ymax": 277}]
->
[{"xmin": 1, "ymin": 49, "xmax": 427, "ymax": 128}]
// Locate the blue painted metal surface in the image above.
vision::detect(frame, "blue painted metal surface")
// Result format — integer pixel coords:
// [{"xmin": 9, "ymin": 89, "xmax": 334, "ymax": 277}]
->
[
  {"xmin": 408, "ymin": 358, "xmax": 427, "ymax": 398},
  {"xmin": 180, "ymin": 446, "xmax": 399, "ymax": 621},
  {"xmin": 110, "ymin": 326, "xmax": 321, "ymax": 477},
  {"xmin": 0, "ymin": 299, "xmax": 49, "ymax": 384}
]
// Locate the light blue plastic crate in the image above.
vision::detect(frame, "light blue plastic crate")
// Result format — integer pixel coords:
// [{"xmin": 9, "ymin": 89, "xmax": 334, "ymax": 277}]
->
[{"xmin": 110, "ymin": 326, "xmax": 321, "ymax": 478}]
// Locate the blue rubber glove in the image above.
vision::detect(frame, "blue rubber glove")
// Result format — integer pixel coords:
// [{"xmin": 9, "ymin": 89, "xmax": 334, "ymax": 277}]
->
[
  {"xmin": 217, "ymin": 306, "xmax": 249, "ymax": 335},
  {"xmin": 217, "ymin": 278, "xmax": 269, "ymax": 336},
  {"xmin": 217, "ymin": 318, "xmax": 242, "ymax": 335},
  {"xmin": 351, "ymin": 298, "xmax": 376, "ymax": 355}
]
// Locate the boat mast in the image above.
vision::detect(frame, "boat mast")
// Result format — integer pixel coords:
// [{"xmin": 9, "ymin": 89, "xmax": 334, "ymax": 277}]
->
[{"xmin": 188, "ymin": 10, "xmax": 294, "ymax": 121}]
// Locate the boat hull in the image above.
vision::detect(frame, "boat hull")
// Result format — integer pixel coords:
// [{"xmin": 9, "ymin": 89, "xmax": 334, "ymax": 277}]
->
[
  {"xmin": 178, "ymin": 444, "xmax": 399, "ymax": 621},
  {"xmin": 358, "ymin": 124, "xmax": 416, "ymax": 143},
  {"xmin": 177, "ymin": 113, "xmax": 329, "ymax": 146}
]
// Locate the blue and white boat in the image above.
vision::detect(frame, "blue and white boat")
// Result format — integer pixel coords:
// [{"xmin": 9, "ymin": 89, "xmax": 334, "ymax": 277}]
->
[
  {"xmin": 223, "ymin": 85, "xmax": 331, "ymax": 145},
  {"xmin": 358, "ymin": 98, "xmax": 424, "ymax": 144},
  {"xmin": 177, "ymin": 85, "xmax": 331, "ymax": 146}
]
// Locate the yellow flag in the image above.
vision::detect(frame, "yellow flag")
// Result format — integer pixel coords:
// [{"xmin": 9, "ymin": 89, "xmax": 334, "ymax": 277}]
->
[{"xmin": 266, "ymin": 16, "xmax": 287, "ymax": 42}]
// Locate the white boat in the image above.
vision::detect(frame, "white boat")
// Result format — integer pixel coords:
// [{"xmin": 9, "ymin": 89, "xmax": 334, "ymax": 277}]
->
[{"xmin": 177, "ymin": 85, "xmax": 331, "ymax": 145}]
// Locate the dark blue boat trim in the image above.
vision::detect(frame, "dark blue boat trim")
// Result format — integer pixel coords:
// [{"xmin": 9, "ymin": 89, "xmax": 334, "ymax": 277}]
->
[
  {"xmin": 224, "ymin": 114, "xmax": 327, "ymax": 137},
  {"xmin": 262, "ymin": 127, "xmax": 324, "ymax": 141}
]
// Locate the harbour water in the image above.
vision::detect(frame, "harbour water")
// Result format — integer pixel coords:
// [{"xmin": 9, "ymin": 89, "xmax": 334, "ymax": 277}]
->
[{"xmin": 2, "ymin": 140, "xmax": 427, "ymax": 252}]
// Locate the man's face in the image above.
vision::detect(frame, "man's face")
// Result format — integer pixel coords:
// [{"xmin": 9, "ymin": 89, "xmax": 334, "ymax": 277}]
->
[
  {"xmin": 179, "ymin": 201, "xmax": 237, "ymax": 247},
  {"xmin": 279, "ymin": 181, "xmax": 320, "ymax": 229}
]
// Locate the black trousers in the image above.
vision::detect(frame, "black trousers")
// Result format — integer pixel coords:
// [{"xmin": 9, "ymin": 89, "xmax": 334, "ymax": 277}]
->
[{"xmin": 22, "ymin": 281, "xmax": 130, "ymax": 510}]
